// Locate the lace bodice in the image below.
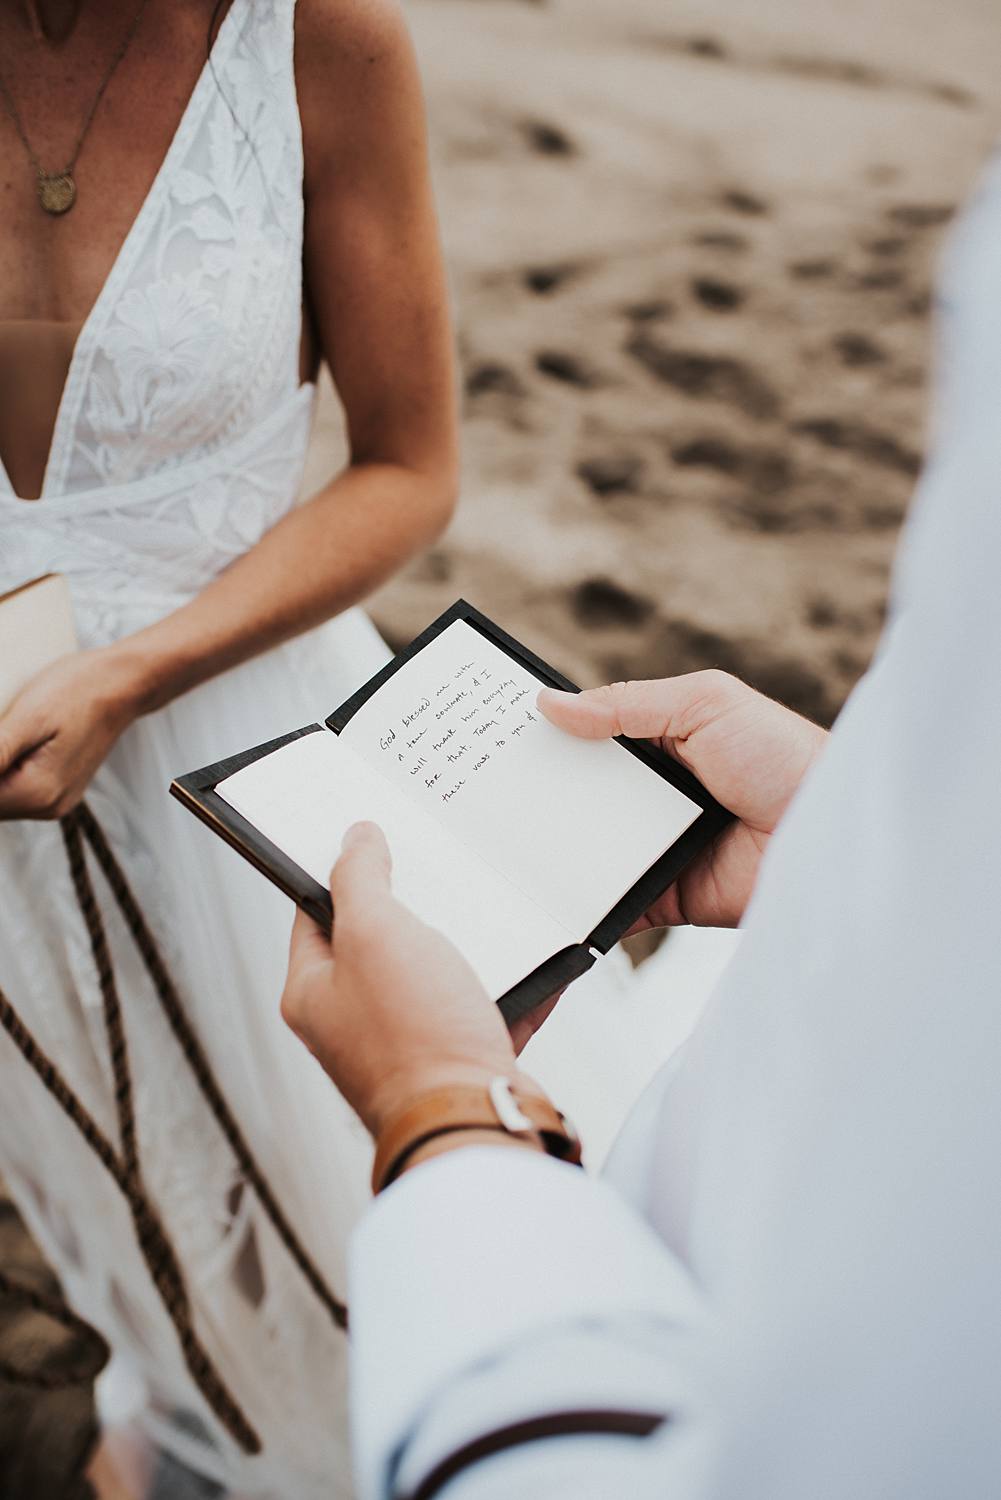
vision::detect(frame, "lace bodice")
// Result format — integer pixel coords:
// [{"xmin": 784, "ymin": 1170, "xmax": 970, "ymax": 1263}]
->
[{"xmin": 0, "ymin": 0, "xmax": 314, "ymax": 647}]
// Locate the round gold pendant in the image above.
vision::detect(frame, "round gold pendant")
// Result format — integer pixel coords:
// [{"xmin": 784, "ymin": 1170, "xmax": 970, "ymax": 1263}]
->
[{"xmin": 38, "ymin": 172, "xmax": 76, "ymax": 215}]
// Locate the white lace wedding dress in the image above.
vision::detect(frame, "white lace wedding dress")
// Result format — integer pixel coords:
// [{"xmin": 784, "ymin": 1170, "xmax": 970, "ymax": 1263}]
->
[{"xmin": 0, "ymin": 2, "xmax": 389, "ymax": 1494}]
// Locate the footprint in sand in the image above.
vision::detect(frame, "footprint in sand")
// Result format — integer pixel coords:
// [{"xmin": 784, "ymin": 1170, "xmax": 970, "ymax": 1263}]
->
[
  {"xmin": 832, "ymin": 332, "xmax": 886, "ymax": 368},
  {"xmin": 465, "ymin": 361, "xmax": 526, "ymax": 400},
  {"xmin": 520, "ymin": 118, "xmax": 576, "ymax": 156},
  {"xmin": 671, "ymin": 435, "xmax": 790, "ymax": 491},
  {"xmin": 535, "ymin": 350, "xmax": 603, "ymax": 389},
  {"xmin": 684, "ymin": 36, "xmax": 728, "ymax": 60},
  {"xmin": 806, "ymin": 596, "xmax": 841, "ymax": 630},
  {"xmin": 523, "ymin": 264, "xmax": 578, "ymax": 295},
  {"xmin": 577, "ymin": 453, "xmax": 645, "ymax": 498},
  {"xmin": 807, "ymin": 595, "xmax": 888, "ymax": 639},
  {"xmin": 571, "ymin": 578, "xmax": 656, "ymax": 629},
  {"xmin": 904, "ymin": 290, "xmax": 933, "ymax": 318},
  {"xmin": 862, "ymin": 499, "xmax": 908, "ymax": 529},
  {"xmin": 888, "ymin": 203, "xmax": 954, "ymax": 229},
  {"xmin": 721, "ymin": 188, "xmax": 769, "ymax": 217},
  {"xmin": 628, "ymin": 332, "xmax": 780, "ymax": 421},
  {"xmin": 793, "ymin": 416, "xmax": 921, "ymax": 476},
  {"xmin": 691, "ymin": 277, "xmax": 745, "ymax": 311}
]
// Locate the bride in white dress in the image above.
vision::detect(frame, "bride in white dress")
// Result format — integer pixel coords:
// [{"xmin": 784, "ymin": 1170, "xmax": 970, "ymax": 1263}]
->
[{"xmin": 0, "ymin": 0, "xmax": 456, "ymax": 1493}]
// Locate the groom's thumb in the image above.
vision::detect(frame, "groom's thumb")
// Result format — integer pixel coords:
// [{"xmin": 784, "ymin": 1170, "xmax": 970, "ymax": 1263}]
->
[
  {"xmin": 331, "ymin": 821, "xmax": 393, "ymax": 914},
  {"xmin": 538, "ymin": 681, "xmax": 674, "ymax": 741}
]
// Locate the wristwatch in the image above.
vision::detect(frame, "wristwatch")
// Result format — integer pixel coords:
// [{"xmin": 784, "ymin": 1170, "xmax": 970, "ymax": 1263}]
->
[{"xmin": 372, "ymin": 1075, "xmax": 582, "ymax": 1194}]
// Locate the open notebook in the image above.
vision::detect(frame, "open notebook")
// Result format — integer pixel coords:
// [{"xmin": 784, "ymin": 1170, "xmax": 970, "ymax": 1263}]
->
[{"xmin": 171, "ymin": 602, "xmax": 732, "ymax": 1023}]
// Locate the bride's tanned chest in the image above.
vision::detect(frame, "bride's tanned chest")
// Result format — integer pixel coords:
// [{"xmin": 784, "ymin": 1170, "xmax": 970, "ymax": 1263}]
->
[
  {"xmin": 0, "ymin": 0, "xmax": 250, "ymax": 497},
  {"xmin": 0, "ymin": 0, "xmax": 233, "ymax": 328}
]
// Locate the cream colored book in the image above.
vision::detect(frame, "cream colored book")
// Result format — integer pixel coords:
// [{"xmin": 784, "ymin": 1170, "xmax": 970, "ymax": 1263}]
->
[
  {"xmin": 172, "ymin": 601, "xmax": 733, "ymax": 1023},
  {"xmin": 0, "ymin": 574, "xmax": 79, "ymax": 718}
]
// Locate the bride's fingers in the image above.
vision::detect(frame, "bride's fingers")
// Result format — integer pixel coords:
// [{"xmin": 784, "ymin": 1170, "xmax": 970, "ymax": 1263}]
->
[
  {"xmin": 0, "ymin": 713, "xmax": 48, "ymax": 781},
  {"xmin": 0, "ymin": 750, "xmax": 64, "ymax": 820}
]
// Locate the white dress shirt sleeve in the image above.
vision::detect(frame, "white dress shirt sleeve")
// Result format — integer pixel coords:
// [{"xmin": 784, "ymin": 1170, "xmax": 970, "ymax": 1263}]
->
[
  {"xmin": 348, "ymin": 145, "xmax": 1001, "ymax": 1500},
  {"xmin": 348, "ymin": 1144, "xmax": 706, "ymax": 1500}
]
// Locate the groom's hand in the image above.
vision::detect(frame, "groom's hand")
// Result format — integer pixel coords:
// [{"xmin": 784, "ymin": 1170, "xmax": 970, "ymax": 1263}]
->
[
  {"xmin": 282, "ymin": 822, "xmax": 531, "ymax": 1137},
  {"xmin": 539, "ymin": 671, "xmax": 827, "ymax": 930}
]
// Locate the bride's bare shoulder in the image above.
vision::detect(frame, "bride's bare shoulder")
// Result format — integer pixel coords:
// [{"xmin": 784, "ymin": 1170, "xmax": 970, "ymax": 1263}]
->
[
  {"xmin": 294, "ymin": 0, "xmax": 423, "ymax": 174},
  {"xmin": 295, "ymin": 0, "xmax": 427, "ymax": 198},
  {"xmin": 294, "ymin": 0, "xmax": 412, "ymax": 54}
]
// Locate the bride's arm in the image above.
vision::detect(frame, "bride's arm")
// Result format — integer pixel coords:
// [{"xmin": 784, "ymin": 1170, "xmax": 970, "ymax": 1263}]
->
[
  {"xmin": 0, "ymin": 0, "xmax": 458, "ymax": 819},
  {"xmin": 125, "ymin": 0, "xmax": 459, "ymax": 710},
  {"xmin": 124, "ymin": 0, "xmax": 458, "ymax": 710}
]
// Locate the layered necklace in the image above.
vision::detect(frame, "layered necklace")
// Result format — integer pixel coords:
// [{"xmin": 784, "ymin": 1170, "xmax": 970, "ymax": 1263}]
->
[{"xmin": 0, "ymin": 0, "xmax": 152, "ymax": 215}]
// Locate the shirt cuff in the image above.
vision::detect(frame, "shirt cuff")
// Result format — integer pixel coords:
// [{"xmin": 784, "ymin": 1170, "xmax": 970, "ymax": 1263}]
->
[{"xmin": 348, "ymin": 1145, "xmax": 701, "ymax": 1500}]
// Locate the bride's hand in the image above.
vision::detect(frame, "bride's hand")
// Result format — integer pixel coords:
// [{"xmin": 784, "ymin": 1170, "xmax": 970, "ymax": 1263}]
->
[
  {"xmin": 539, "ymin": 671, "xmax": 827, "ymax": 930},
  {"xmin": 0, "ymin": 649, "xmax": 141, "ymax": 820}
]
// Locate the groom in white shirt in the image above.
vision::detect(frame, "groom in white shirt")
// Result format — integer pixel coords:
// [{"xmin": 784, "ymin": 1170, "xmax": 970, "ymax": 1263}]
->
[{"xmin": 278, "ymin": 150, "xmax": 1001, "ymax": 1500}]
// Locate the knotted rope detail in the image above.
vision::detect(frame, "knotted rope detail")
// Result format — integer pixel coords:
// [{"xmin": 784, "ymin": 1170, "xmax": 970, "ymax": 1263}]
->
[{"xmin": 0, "ymin": 800, "xmax": 349, "ymax": 1454}]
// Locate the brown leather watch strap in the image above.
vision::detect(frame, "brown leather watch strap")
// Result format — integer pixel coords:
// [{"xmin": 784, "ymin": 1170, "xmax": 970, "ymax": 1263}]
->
[{"xmin": 372, "ymin": 1077, "xmax": 582, "ymax": 1194}]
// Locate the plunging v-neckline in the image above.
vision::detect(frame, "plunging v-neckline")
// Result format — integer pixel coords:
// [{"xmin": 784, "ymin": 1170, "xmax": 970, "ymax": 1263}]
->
[{"xmin": 0, "ymin": 0, "xmax": 247, "ymax": 503}]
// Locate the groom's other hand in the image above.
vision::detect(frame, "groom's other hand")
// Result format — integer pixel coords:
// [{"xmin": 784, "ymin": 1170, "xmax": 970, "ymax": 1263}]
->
[
  {"xmin": 539, "ymin": 672, "xmax": 827, "ymax": 930},
  {"xmin": 281, "ymin": 823, "xmax": 526, "ymax": 1136}
]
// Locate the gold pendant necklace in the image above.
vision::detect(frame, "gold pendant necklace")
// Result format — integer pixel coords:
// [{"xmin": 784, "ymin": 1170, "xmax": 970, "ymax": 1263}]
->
[
  {"xmin": 0, "ymin": 0, "xmax": 152, "ymax": 216},
  {"xmin": 37, "ymin": 171, "xmax": 77, "ymax": 215}
]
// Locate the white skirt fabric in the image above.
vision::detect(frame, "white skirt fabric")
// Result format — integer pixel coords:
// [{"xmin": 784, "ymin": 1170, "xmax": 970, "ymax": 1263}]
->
[{"xmin": 0, "ymin": 606, "xmax": 390, "ymax": 1498}]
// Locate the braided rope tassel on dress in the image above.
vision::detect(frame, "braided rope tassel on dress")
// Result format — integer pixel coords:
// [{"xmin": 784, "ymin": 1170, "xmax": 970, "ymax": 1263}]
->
[
  {"xmin": 73, "ymin": 803, "xmax": 349, "ymax": 1332},
  {"xmin": 60, "ymin": 811, "xmax": 262, "ymax": 1454},
  {"xmin": 0, "ymin": 800, "xmax": 351, "ymax": 1454}
]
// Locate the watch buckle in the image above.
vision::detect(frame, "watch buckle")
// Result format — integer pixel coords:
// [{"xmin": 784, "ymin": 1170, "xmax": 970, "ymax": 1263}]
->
[{"xmin": 489, "ymin": 1076, "xmax": 534, "ymax": 1134}]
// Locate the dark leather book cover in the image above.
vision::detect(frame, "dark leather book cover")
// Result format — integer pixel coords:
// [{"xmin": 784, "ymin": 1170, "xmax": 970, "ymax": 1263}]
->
[{"xmin": 171, "ymin": 600, "xmax": 733, "ymax": 1025}]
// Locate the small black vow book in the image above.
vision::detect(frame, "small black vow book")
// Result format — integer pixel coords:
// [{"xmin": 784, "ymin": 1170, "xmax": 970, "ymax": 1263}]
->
[{"xmin": 170, "ymin": 602, "xmax": 732, "ymax": 1024}]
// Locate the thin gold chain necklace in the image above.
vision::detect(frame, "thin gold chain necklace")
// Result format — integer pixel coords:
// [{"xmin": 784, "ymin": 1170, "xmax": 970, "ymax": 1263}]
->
[{"xmin": 0, "ymin": 0, "xmax": 152, "ymax": 215}]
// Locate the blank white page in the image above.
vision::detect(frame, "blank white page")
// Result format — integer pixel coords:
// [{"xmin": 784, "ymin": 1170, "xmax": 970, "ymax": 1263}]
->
[
  {"xmin": 216, "ymin": 729, "xmax": 576, "ymax": 1002},
  {"xmin": 339, "ymin": 620, "xmax": 703, "ymax": 937}
]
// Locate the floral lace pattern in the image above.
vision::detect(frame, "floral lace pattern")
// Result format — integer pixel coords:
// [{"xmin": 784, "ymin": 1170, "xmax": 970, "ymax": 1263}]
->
[{"xmin": 0, "ymin": 0, "xmax": 314, "ymax": 649}]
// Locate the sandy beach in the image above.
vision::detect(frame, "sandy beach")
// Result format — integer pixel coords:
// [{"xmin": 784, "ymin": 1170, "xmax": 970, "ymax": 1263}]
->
[{"xmin": 303, "ymin": 0, "xmax": 1001, "ymax": 725}]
